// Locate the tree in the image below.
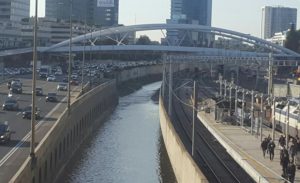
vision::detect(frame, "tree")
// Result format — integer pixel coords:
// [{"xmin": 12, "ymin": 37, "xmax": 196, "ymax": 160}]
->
[
  {"xmin": 136, "ymin": 35, "xmax": 152, "ymax": 45},
  {"xmin": 285, "ymin": 26, "xmax": 300, "ymax": 53}
]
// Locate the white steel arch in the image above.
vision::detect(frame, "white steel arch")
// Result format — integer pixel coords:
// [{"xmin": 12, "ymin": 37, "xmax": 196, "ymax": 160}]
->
[{"xmin": 44, "ymin": 23, "xmax": 299, "ymax": 56}]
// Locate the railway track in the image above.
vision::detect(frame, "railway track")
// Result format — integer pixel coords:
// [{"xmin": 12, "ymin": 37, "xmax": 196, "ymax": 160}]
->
[{"xmin": 168, "ymin": 78, "xmax": 254, "ymax": 183}]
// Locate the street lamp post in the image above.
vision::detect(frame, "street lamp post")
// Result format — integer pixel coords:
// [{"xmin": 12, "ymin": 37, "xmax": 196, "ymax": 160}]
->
[
  {"xmin": 67, "ymin": 0, "xmax": 73, "ymax": 111},
  {"xmin": 30, "ymin": 0, "xmax": 39, "ymax": 160},
  {"xmin": 81, "ymin": 19, "xmax": 86, "ymax": 93},
  {"xmin": 272, "ymin": 97, "xmax": 276, "ymax": 140},
  {"xmin": 234, "ymin": 86, "xmax": 238, "ymax": 117}
]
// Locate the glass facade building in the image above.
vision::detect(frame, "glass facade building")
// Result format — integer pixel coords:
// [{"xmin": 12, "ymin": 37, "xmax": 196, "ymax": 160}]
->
[
  {"xmin": 0, "ymin": 0, "xmax": 30, "ymax": 22},
  {"xmin": 168, "ymin": 0, "xmax": 212, "ymax": 46},
  {"xmin": 262, "ymin": 6, "xmax": 297, "ymax": 39},
  {"xmin": 45, "ymin": 0, "xmax": 119, "ymax": 27}
]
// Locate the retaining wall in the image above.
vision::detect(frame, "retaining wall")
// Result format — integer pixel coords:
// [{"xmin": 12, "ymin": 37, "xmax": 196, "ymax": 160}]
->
[
  {"xmin": 159, "ymin": 96, "xmax": 208, "ymax": 183},
  {"xmin": 9, "ymin": 64, "xmax": 164, "ymax": 183}
]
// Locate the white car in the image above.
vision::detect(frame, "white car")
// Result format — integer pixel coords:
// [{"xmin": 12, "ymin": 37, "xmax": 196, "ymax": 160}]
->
[
  {"xmin": 54, "ymin": 70, "xmax": 63, "ymax": 76},
  {"xmin": 47, "ymin": 75, "xmax": 56, "ymax": 82},
  {"xmin": 57, "ymin": 83, "xmax": 68, "ymax": 91}
]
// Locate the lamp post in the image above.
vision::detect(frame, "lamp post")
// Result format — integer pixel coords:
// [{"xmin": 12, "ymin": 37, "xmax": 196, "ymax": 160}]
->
[
  {"xmin": 81, "ymin": 18, "xmax": 86, "ymax": 93},
  {"xmin": 30, "ymin": 0, "xmax": 38, "ymax": 160},
  {"xmin": 250, "ymin": 90, "xmax": 254, "ymax": 134},
  {"xmin": 67, "ymin": 0, "xmax": 73, "ymax": 111},
  {"xmin": 286, "ymin": 101, "xmax": 290, "ymax": 148},
  {"xmin": 192, "ymin": 80, "xmax": 198, "ymax": 157},
  {"xmin": 241, "ymin": 88, "xmax": 245, "ymax": 128},
  {"xmin": 260, "ymin": 94, "xmax": 263, "ymax": 141}
]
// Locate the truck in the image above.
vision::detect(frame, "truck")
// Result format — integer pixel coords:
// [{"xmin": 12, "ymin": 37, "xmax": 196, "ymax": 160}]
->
[{"xmin": 39, "ymin": 65, "xmax": 52, "ymax": 78}]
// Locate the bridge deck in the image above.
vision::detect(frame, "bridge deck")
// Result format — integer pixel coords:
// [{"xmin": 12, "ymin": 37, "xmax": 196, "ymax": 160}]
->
[{"xmin": 198, "ymin": 111, "xmax": 299, "ymax": 182}]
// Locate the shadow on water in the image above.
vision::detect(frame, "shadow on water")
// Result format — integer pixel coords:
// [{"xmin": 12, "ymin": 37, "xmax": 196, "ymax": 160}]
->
[{"xmin": 56, "ymin": 82, "xmax": 176, "ymax": 183}]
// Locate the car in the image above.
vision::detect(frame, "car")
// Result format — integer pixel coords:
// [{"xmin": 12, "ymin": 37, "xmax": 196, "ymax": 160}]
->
[
  {"xmin": 57, "ymin": 83, "xmax": 67, "ymax": 91},
  {"xmin": 46, "ymin": 93, "xmax": 58, "ymax": 102},
  {"xmin": 63, "ymin": 77, "xmax": 68, "ymax": 83},
  {"xmin": 36, "ymin": 87, "xmax": 43, "ymax": 96},
  {"xmin": 10, "ymin": 83, "xmax": 22, "ymax": 94},
  {"xmin": 22, "ymin": 106, "xmax": 41, "ymax": 119},
  {"xmin": 47, "ymin": 75, "xmax": 56, "ymax": 82},
  {"xmin": 0, "ymin": 122, "xmax": 11, "ymax": 144},
  {"xmin": 2, "ymin": 98, "xmax": 19, "ymax": 111},
  {"xmin": 54, "ymin": 70, "xmax": 63, "ymax": 76},
  {"xmin": 70, "ymin": 79, "xmax": 79, "ymax": 86},
  {"xmin": 11, "ymin": 79, "xmax": 22, "ymax": 87}
]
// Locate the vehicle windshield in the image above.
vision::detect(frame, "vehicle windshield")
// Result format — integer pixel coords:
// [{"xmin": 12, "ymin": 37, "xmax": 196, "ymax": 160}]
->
[
  {"xmin": 59, "ymin": 83, "xmax": 67, "ymax": 86},
  {"xmin": 48, "ymin": 93, "xmax": 56, "ymax": 96},
  {"xmin": 36, "ymin": 88, "xmax": 42, "ymax": 91},
  {"xmin": 23, "ymin": 106, "xmax": 32, "ymax": 111}
]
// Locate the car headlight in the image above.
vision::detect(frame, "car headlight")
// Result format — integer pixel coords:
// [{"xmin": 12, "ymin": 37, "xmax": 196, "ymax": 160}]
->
[{"xmin": 0, "ymin": 135, "xmax": 4, "ymax": 139}]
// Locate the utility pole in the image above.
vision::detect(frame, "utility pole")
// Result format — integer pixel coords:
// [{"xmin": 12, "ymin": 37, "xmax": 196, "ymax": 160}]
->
[
  {"xmin": 30, "ymin": 0, "xmax": 38, "ymax": 161},
  {"xmin": 168, "ymin": 58, "xmax": 173, "ymax": 116},
  {"xmin": 286, "ymin": 101, "xmax": 290, "ymax": 148},
  {"xmin": 241, "ymin": 88, "xmax": 245, "ymax": 127},
  {"xmin": 229, "ymin": 75, "xmax": 234, "ymax": 116},
  {"xmin": 235, "ymin": 86, "xmax": 238, "ymax": 117},
  {"xmin": 268, "ymin": 53, "xmax": 273, "ymax": 99},
  {"xmin": 192, "ymin": 80, "xmax": 198, "ymax": 157},
  {"xmin": 224, "ymin": 80, "xmax": 227, "ymax": 99},
  {"xmin": 219, "ymin": 74, "xmax": 222, "ymax": 97},
  {"xmin": 162, "ymin": 54, "xmax": 166, "ymax": 99},
  {"xmin": 272, "ymin": 97, "xmax": 276, "ymax": 140},
  {"xmin": 251, "ymin": 90, "xmax": 254, "ymax": 134},
  {"xmin": 260, "ymin": 94, "xmax": 263, "ymax": 141},
  {"xmin": 67, "ymin": 0, "xmax": 73, "ymax": 111},
  {"xmin": 81, "ymin": 18, "xmax": 86, "ymax": 93}
]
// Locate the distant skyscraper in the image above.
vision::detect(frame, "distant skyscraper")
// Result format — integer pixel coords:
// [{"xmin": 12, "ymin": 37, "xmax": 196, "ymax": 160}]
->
[
  {"xmin": 262, "ymin": 6, "xmax": 297, "ymax": 39},
  {"xmin": 0, "ymin": 0, "xmax": 30, "ymax": 22},
  {"xmin": 167, "ymin": 0, "xmax": 212, "ymax": 46},
  {"xmin": 45, "ymin": 0, "xmax": 119, "ymax": 27}
]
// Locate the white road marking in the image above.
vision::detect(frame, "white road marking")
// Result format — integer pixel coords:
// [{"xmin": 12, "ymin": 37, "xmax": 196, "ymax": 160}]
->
[
  {"xmin": 0, "ymin": 86, "xmax": 79, "ymax": 167},
  {"xmin": 16, "ymin": 112, "xmax": 21, "ymax": 116}
]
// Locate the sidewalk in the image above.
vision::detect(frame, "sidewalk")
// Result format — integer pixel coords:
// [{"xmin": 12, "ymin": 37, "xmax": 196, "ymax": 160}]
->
[{"xmin": 198, "ymin": 111, "xmax": 299, "ymax": 182}]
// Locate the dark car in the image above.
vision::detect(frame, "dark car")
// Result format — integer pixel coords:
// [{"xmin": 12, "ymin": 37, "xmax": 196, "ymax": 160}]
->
[
  {"xmin": 22, "ymin": 106, "xmax": 41, "ymax": 119},
  {"xmin": 63, "ymin": 77, "xmax": 68, "ymax": 83},
  {"xmin": 0, "ymin": 122, "xmax": 11, "ymax": 144},
  {"xmin": 46, "ymin": 93, "xmax": 58, "ymax": 102},
  {"xmin": 10, "ymin": 84, "xmax": 22, "ymax": 94},
  {"xmin": 70, "ymin": 79, "xmax": 79, "ymax": 86},
  {"xmin": 2, "ymin": 98, "xmax": 19, "ymax": 111},
  {"xmin": 36, "ymin": 87, "xmax": 43, "ymax": 96},
  {"xmin": 7, "ymin": 81, "xmax": 11, "ymax": 89}
]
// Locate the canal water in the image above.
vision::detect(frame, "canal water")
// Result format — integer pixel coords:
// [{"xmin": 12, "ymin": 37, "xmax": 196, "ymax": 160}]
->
[{"xmin": 57, "ymin": 82, "xmax": 176, "ymax": 183}]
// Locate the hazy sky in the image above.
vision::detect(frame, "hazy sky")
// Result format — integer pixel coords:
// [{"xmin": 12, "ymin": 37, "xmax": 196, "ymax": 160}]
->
[{"xmin": 31, "ymin": 0, "xmax": 300, "ymax": 39}]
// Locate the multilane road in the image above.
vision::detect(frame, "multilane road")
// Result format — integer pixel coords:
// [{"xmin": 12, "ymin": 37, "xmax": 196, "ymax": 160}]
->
[{"xmin": 0, "ymin": 76, "xmax": 82, "ymax": 182}]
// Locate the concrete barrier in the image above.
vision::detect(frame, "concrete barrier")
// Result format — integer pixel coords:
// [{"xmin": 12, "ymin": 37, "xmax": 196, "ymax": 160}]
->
[
  {"xmin": 159, "ymin": 96, "xmax": 208, "ymax": 183},
  {"xmin": 10, "ymin": 80, "xmax": 118, "ymax": 183},
  {"xmin": 9, "ymin": 64, "xmax": 165, "ymax": 183}
]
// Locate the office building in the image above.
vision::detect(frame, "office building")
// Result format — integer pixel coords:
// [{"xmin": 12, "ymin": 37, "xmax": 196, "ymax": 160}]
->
[
  {"xmin": 45, "ymin": 0, "xmax": 119, "ymax": 27},
  {"xmin": 262, "ymin": 6, "xmax": 297, "ymax": 39},
  {"xmin": 0, "ymin": 0, "xmax": 30, "ymax": 49},
  {"xmin": 167, "ymin": 0, "xmax": 212, "ymax": 46},
  {"xmin": 0, "ymin": 0, "xmax": 30, "ymax": 22}
]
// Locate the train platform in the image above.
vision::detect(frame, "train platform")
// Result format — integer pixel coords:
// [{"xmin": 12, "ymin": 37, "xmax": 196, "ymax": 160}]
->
[{"xmin": 198, "ymin": 111, "xmax": 299, "ymax": 183}]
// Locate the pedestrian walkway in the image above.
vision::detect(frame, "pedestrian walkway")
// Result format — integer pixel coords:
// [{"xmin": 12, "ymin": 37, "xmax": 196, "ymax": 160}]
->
[{"xmin": 198, "ymin": 111, "xmax": 299, "ymax": 183}]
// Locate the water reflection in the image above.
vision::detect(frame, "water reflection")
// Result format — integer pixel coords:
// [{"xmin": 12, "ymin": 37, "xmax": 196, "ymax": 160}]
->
[{"xmin": 57, "ymin": 82, "xmax": 176, "ymax": 183}]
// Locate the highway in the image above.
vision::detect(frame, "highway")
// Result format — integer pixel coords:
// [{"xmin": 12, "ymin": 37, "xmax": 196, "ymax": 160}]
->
[{"xmin": 0, "ymin": 76, "xmax": 82, "ymax": 182}]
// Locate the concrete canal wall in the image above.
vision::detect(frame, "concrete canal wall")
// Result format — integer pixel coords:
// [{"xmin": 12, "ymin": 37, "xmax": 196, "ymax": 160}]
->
[
  {"xmin": 159, "ymin": 96, "xmax": 208, "ymax": 183},
  {"xmin": 10, "ymin": 64, "xmax": 163, "ymax": 183}
]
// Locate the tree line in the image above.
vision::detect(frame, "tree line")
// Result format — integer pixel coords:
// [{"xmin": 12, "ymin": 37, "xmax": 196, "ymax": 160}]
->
[{"xmin": 285, "ymin": 25, "xmax": 300, "ymax": 53}]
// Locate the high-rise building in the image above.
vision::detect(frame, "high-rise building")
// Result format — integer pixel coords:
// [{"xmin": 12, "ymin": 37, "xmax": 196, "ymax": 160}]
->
[
  {"xmin": 167, "ymin": 0, "xmax": 212, "ymax": 46},
  {"xmin": 262, "ymin": 6, "xmax": 297, "ymax": 39},
  {"xmin": 0, "ymin": 0, "xmax": 30, "ymax": 49},
  {"xmin": 0, "ymin": 0, "xmax": 30, "ymax": 22},
  {"xmin": 45, "ymin": 0, "xmax": 119, "ymax": 27}
]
